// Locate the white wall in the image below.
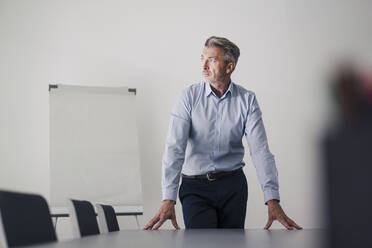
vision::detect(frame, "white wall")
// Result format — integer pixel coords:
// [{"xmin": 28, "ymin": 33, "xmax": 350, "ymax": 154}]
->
[{"xmin": 1, "ymin": 0, "xmax": 372, "ymax": 240}]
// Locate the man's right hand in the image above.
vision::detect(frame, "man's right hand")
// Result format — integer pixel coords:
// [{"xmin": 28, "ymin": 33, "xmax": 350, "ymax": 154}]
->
[{"xmin": 143, "ymin": 200, "xmax": 180, "ymax": 230}]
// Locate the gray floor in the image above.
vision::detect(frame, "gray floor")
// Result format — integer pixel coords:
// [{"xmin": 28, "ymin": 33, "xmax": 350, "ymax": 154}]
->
[{"xmin": 25, "ymin": 229, "xmax": 327, "ymax": 248}]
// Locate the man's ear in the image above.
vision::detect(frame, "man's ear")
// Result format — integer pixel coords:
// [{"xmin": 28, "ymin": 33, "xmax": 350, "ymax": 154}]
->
[{"xmin": 226, "ymin": 62, "xmax": 235, "ymax": 74}]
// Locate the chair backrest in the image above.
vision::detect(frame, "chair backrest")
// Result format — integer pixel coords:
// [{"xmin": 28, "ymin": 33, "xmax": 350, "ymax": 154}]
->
[
  {"xmin": 0, "ymin": 190, "xmax": 57, "ymax": 248},
  {"xmin": 96, "ymin": 204, "xmax": 119, "ymax": 233},
  {"xmin": 67, "ymin": 199, "xmax": 99, "ymax": 238}
]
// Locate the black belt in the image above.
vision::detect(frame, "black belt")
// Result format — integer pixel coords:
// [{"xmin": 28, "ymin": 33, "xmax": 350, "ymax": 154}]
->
[{"xmin": 181, "ymin": 168, "xmax": 243, "ymax": 181}]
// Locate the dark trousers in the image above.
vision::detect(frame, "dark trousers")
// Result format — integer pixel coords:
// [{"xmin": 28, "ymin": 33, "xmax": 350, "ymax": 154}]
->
[{"xmin": 179, "ymin": 169, "xmax": 248, "ymax": 228}]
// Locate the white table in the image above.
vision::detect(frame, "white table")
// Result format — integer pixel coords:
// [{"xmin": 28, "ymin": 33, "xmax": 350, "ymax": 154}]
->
[{"xmin": 24, "ymin": 229, "xmax": 327, "ymax": 248}]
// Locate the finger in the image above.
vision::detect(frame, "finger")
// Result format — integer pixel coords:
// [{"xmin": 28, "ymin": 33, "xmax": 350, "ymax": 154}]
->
[
  {"xmin": 144, "ymin": 216, "xmax": 160, "ymax": 230},
  {"xmin": 143, "ymin": 216, "xmax": 158, "ymax": 230},
  {"xmin": 171, "ymin": 215, "xmax": 180, "ymax": 230},
  {"xmin": 287, "ymin": 218, "xmax": 303, "ymax": 230},
  {"xmin": 278, "ymin": 217, "xmax": 293, "ymax": 230},
  {"xmin": 264, "ymin": 218, "xmax": 273, "ymax": 230},
  {"xmin": 153, "ymin": 218, "xmax": 166, "ymax": 230}
]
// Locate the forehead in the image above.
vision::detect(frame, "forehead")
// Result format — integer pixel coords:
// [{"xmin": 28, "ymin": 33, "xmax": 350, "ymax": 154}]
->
[{"xmin": 202, "ymin": 46, "xmax": 224, "ymax": 58}]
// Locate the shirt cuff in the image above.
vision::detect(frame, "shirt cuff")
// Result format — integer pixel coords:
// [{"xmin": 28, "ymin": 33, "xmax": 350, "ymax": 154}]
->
[
  {"xmin": 162, "ymin": 188, "xmax": 178, "ymax": 203},
  {"xmin": 263, "ymin": 189, "xmax": 280, "ymax": 204}
]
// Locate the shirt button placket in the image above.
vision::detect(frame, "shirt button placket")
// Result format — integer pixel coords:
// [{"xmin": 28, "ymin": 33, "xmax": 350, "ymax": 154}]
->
[
  {"xmin": 218, "ymin": 100, "xmax": 222, "ymax": 152},
  {"xmin": 210, "ymin": 98, "xmax": 217, "ymax": 164},
  {"xmin": 215, "ymin": 101, "xmax": 220, "ymax": 152}
]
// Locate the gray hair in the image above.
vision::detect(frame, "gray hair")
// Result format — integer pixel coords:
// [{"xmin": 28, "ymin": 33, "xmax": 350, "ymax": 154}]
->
[{"xmin": 204, "ymin": 36, "xmax": 240, "ymax": 65}]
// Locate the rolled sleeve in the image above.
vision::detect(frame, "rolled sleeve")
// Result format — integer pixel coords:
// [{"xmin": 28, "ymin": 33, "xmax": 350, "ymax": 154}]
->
[{"xmin": 245, "ymin": 94, "xmax": 280, "ymax": 204}]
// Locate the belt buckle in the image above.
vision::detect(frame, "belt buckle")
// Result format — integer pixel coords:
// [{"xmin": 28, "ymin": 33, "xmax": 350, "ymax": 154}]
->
[{"xmin": 206, "ymin": 173, "xmax": 216, "ymax": 181}]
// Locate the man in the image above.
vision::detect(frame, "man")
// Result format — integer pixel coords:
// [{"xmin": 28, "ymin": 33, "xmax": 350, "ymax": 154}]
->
[{"xmin": 144, "ymin": 36, "xmax": 302, "ymax": 230}]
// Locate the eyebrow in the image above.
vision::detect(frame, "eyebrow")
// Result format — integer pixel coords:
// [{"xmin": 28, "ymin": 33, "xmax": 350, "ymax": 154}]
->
[{"xmin": 201, "ymin": 55, "xmax": 216, "ymax": 59}]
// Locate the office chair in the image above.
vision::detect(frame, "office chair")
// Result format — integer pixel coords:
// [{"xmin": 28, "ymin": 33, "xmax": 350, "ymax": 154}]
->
[
  {"xmin": 96, "ymin": 204, "xmax": 120, "ymax": 233},
  {"xmin": 67, "ymin": 199, "xmax": 100, "ymax": 238},
  {"xmin": 0, "ymin": 190, "xmax": 57, "ymax": 248}
]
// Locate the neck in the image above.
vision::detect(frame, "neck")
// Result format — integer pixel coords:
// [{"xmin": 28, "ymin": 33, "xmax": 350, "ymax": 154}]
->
[{"xmin": 210, "ymin": 77, "xmax": 231, "ymax": 98}]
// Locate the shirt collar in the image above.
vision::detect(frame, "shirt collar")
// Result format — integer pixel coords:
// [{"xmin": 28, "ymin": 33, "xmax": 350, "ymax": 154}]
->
[
  {"xmin": 205, "ymin": 82, "xmax": 213, "ymax": 97},
  {"xmin": 205, "ymin": 81, "xmax": 234, "ymax": 98}
]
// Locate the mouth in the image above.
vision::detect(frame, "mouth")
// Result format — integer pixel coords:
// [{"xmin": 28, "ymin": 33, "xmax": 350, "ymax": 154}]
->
[{"xmin": 203, "ymin": 71, "xmax": 210, "ymax": 76}]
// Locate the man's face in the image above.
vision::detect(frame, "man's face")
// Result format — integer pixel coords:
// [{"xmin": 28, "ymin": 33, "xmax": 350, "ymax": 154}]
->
[{"xmin": 201, "ymin": 46, "xmax": 232, "ymax": 84}]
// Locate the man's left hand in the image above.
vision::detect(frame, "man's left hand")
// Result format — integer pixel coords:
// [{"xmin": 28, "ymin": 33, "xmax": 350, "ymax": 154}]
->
[{"xmin": 264, "ymin": 200, "xmax": 303, "ymax": 230}]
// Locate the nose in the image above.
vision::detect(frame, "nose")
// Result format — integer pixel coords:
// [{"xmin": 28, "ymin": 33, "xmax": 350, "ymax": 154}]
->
[{"xmin": 202, "ymin": 59, "xmax": 209, "ymax": 70}]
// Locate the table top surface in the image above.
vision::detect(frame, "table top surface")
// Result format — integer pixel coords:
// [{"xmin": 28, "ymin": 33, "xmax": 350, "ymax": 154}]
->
[{"xmin": 24, "ymin": 229, "xmax": 327, "ymax": 248}]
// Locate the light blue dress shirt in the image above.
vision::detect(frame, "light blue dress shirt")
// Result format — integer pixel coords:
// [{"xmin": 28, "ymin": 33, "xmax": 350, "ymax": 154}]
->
[{"xmin": 162, "ymin": 82, "xmax": 280, "ymax": 204}]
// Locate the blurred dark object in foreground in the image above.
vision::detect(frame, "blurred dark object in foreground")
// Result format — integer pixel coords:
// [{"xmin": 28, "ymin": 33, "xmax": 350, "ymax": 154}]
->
[{"xmin": 323, "ymin": 63, "xmax": 372, "ymax": 248}]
